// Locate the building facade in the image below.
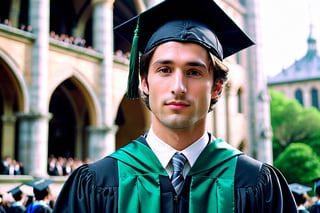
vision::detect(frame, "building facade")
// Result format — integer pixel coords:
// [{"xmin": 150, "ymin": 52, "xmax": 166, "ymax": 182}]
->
[
  {"xmin": 0, "ymin": 0, "xmax": 268, "ymax": 196},
  {"xmin": 268, "ymin": 27, "xmax": 320, "ymax": 110}
]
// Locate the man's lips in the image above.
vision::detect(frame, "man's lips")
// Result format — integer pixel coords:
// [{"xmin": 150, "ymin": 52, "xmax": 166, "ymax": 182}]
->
[{"xmin": 165, "ymin": 101, "xmax": 190, "ymax": 109}]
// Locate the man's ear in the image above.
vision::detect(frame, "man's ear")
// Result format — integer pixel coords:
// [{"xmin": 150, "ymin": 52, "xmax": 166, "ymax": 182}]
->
[
  {"xmin": 211, "ymin": 79, "xmax": 224, "ymax": 99},
  {"xmin": 141, "ymin": 76, "xmax": 149, "ymax": 95}
]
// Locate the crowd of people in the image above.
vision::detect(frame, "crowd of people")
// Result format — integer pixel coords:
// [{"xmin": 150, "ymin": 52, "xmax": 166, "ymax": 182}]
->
[
  {"xmin": 49, "ymin": 30, "xmax": 93, "ymax": 50},
  {"xmin": 0, "ymin": 19, "xmax": 33, "ymax": 33},
  {"xmin": 0, "ymin": 178, "xmax": 56, "ymax": 213},
  {"xmin": 0, "ymin": 154, "xmax": 93, "ymax": 212},
  {"xmin": 47, "ymin": 155, "xmax": 91, "ymax": 176},
  {"xmin": 0, "ymin": 156, "xmax": 24, "ymax": 175},
  {"xmin": 1, "ymin": 18, "xmax": 88, "ymax": 49},
  {"xmin": 0, "ymin": 155, "xmax": 91, "ymax": 177},
  {"xmin": 1, "ymin": 18, "xmax": 131, "ymax": 63},
  {"xmin": 289, "ymin": 181, "xmax": 320, "ymax": 212}
]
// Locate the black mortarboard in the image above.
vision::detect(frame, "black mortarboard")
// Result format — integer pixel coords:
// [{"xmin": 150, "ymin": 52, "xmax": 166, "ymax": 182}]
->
[
  {"xmin": 114, "ymin": 0, "xmax": 254, "ymax": 99},
  {"xmin": 26, "ymin": 178, "xmax": 53, "ymax": 192},
  {"xmin": 7, "ymin": 184, "xmax": 23, "ymax": 197},
  {"xmin": 289, "ymin": 183, "xmax": 312, "ymax": 195}
]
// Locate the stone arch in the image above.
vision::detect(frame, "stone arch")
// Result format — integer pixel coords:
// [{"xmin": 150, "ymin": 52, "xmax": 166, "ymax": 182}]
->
[
  {"xmin": 0, "ymin": 50, "xmax": 30, "ymax": 159},
  {"xmin": 48, "ymin": 69, "xmax": 102, "ymax": 126},
  {"xmin": 0, "ymin": 49, "xmax": 29, "ymax": 112},
  {"xmin": 48, "ymin": 72, "xmax": 102, "ymax": 160}
]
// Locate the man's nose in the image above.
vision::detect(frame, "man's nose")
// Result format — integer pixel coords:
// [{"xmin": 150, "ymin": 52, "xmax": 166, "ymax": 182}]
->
[{"xmin": 171, "ymin": 71, "xmax": 187, "ymax": 95}]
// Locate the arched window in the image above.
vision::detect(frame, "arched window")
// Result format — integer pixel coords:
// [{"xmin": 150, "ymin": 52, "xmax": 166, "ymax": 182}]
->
[
  {"xmin": 295, "ymin": 89, "xmax": 304, "ymax": 106},
  {"xmin": 311, "ymin": 88, "xmax": 319, "ymax": 109}
]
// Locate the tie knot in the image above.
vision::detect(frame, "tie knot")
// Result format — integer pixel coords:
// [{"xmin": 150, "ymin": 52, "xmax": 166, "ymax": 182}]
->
[{"xmin": 171, "ymin": 153, "xmax": 187, "ymax": 173}]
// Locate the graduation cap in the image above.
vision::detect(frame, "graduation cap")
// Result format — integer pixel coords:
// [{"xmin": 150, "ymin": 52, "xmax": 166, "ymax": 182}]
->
[
  {"xmin": 289, "ymin": 183, "xmax": 312, "ymax": 195},
  {"xmin": 7, "ymin": 184, "xmax": 23, "ymax": 200},
  {"xmin": 26, "ymin": 178, "xmax": 53, "ymax": 192},
  {"xmin": 114, "ymin": 0, "xmax": 254, "ymax": 99}
]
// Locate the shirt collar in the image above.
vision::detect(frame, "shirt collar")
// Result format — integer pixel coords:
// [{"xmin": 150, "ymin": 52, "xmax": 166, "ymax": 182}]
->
[{"xmin": 146, "ymin": 127, "xmax": 209, "ymax": 168}]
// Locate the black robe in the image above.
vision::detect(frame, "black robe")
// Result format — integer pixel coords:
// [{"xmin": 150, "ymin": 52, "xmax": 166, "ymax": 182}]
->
[
  {"xmin": 7, "ymin": 205, "xmax": 26, "ymax": 213},
  {"xmin": 310, "ymin": 203, "xmax": 320, "ymax": 213},
  {"xmin": 53, "ymin": 136, "xmax": 297, "ymax": 213},
  {"xmin": 26, "ymin": 201, "xmax": 52, "ymax": 213}
]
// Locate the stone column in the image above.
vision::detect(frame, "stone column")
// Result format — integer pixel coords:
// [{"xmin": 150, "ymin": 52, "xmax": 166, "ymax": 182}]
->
[
  {"xmin": 18, "ymin": 0, "xmax": 50, "ymax": 176},
  {"xmin": 245, "ymin": 0, "xmax": 273, "ymax": 164},
  {"xmin": 90, "ymin": 0, "xmax": 115, "ymax": 160},
  {"xmin": 86, "ymin": 126, "xmax": 111, "ymax": 161},
  {"xmin": 9, "ymin": 0, "xmax": 21, "ymax": 27},
  {"xmin": 1, "ymin": 115, "xmax": 16, "ymax": 157},
  {"xmin": 17, "ymin": 113, "xmax": 51, "ymax": 176}
]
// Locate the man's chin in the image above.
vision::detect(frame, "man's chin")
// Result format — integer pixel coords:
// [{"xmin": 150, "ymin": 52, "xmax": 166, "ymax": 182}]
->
[{"xmin": 162, "ymin": 118, "xmax": 192, "ymax": 129}]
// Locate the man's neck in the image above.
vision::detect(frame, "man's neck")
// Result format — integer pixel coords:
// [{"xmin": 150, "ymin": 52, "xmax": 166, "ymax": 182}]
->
[{"xmin": 150, "ymin": 125, "xmax": 206, "ymax": 151}]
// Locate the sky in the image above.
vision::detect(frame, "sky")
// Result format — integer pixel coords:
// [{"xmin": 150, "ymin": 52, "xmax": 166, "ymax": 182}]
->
[{"xmin": 260, "ymin": 0, "xmax": 320, "ymax": 77}]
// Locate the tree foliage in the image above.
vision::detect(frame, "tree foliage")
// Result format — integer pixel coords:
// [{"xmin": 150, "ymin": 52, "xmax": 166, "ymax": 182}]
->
[
  {"xmin": 269, "ymin": 90, "xmax": 320, "ymax": 159},
  {"xmin": 274, "ymin": 143, "xmax": 320, "ymax": 187}
]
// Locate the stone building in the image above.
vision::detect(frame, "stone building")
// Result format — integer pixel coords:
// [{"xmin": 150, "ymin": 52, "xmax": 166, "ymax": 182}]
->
[
  {"xmin": 0, "ymin": 0, "xmax": 269, "ymax": 197},
  {"xmin": 268, "ymin": 26, "xmax": 320, "ymax": 110}
]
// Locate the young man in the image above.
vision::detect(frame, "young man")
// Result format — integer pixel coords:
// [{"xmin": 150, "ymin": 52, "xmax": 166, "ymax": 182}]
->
[
  {"xmin": 53, "ymin": 0, "xmax": 296, "ymax": 212},
  {"xmin": 25, "ymin": 178, "xmax": 53, "ymax": 213},
  {"xmin": 7, "ymin": 185, "xmax": 27, "ymax": 213},
  {"xmin": 289, "ymin": 183, "xmax": 312, "ymax": 213}
]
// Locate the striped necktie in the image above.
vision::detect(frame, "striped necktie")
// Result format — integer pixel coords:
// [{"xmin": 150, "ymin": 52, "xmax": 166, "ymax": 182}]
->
[{"xmin": 171, "ymin": 152, "xmax": 187, "ymax": 194}]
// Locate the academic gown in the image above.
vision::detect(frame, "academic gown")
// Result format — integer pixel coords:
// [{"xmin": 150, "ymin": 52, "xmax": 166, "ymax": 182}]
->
[
  {"xmin": 26, "ymin": 201, "xmax": 52, "ymax": 213},
  {"xmin": 53, "ymin": 136, "xmax": 297, "ymax": 213},
  {"xmin": 310, "ymin": 202, "xmax": 320, "ymax": 213},
  {"xmin": 7, "ymin": 203, "xmax": 26, "ymax": 213}
]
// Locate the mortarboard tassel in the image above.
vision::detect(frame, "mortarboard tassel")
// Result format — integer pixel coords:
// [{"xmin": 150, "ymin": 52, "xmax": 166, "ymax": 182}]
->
[{"xmin": 126, "ymin": 16, "xmax": 141, "ymax": 99}]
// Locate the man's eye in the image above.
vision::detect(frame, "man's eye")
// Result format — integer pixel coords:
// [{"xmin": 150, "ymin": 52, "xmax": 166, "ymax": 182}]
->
[
  {"xmin": 158, "ymin": 67, "xmax": 171, "ymax": 73},
  {"xmin": 188, "ymin": 70, "xmax": 201, "ymax": 76}
]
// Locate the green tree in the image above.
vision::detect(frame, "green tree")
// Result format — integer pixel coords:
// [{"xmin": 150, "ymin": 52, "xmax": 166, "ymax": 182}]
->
[
  {"xmin": 269, "ymin": 90, "xmax": 320, "ymax": 159},
  {"xmin": 274, "ymin": 142, "xmax": 320, "ymax": 186},
  {"xmin": 309, "ymin": 136, "xmax": 320, "ymax": 157},
  {"xmin": 300, "ymin": 109, "xmax": 320, "ymax": 157}
]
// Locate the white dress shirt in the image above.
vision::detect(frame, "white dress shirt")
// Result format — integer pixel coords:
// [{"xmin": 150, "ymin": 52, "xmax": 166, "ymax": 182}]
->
[{"xmin": 146, "ymin": 127, "xmax": 210, "ymax": 178}]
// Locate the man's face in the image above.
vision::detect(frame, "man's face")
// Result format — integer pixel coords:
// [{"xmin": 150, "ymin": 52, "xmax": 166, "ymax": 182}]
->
[{"xmin": 142, "ymin": 41, "xmax": 220, "ymax": 131}]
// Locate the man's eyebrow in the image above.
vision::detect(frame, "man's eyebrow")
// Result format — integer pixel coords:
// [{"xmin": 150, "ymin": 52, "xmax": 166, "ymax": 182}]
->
[
  {"xmin": 186, "ymin": 61, "xmax": 207, "ymax": 68},
  {"xmin": 151, "ymin": 59, "xmax": 207, "ymax": 68},
  {"xmin": 151, "ymin": 59, "xmax": 173, "ymax": 66}
]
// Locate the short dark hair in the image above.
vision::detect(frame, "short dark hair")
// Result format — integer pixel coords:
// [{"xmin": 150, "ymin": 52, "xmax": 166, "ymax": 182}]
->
[
  {"xmin": 293, "ymin": 193, "xmax": 306, "ymax": 206},
  {"xmin": 139, "ymin": 46, "xmax": 229, "ymax": 112},
  {"xmin": 12, "ymin": 191, "xmax": 23, "ymax": 201},
  {"xmin": 33, "ymin": 188, "xmax": 50, "ymax": 200}
]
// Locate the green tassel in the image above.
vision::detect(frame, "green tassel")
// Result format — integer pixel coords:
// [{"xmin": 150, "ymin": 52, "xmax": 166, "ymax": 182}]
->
[{"xmin": 126, "ymin": 16, "xmax": 141, "ymax": 99}]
